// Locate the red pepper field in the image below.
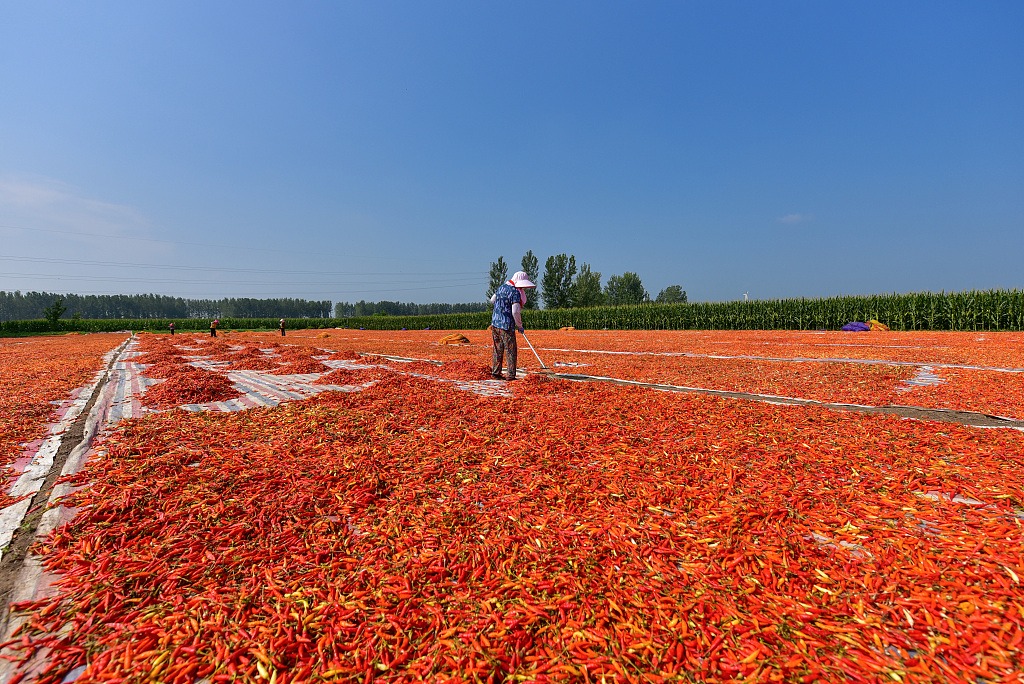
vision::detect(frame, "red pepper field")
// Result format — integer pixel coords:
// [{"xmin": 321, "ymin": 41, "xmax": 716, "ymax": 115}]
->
[{"xmin": 1, "ymin": 329, "xmax": 1023, "ymax": 683}]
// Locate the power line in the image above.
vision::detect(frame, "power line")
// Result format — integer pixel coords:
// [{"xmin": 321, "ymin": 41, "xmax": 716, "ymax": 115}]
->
[
  {"xmin": 0, "ymin": 270, "xmax": 483, "ymax": 285},
  {"xmin": 0, "ymin": 254, "xmax": 486, "ymax": 278},
  {"xmin": 0, "ymin": 222, "xmax": 431, "ymax": 263},
  {"xmin": 0, "ymin": 276, "xmax": 485, "ymax": 296},
  {"xmin": 0, "ymin": 272, "xmax": 482, "ymax": 289}
]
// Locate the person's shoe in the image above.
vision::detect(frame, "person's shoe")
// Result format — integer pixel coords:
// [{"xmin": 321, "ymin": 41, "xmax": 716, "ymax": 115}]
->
[{"xmin": 491, "ymin": 373, "xmax": 503, "ymax": 380}]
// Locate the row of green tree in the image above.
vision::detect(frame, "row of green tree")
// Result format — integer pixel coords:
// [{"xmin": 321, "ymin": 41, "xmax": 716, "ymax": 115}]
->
[
  {"xmin": 487, "ymin": 251, "xmax": 686, "ymax": 309},
  {"xmin": 333, "ymin": 301, "xmax": 489, "ymax": 318},
  {"xmin": 4, "ymin": 289, "xmax": 1022, "ymax": 335},
  {"xmin": 0, "ymin": 291, "xmax": 333, "ymax": 321}
]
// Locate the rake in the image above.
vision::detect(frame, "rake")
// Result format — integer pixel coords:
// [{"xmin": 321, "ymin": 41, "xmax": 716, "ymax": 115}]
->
[{"xmin": 520, "ymin": 331, "xmax": 550, "ymax": 371}]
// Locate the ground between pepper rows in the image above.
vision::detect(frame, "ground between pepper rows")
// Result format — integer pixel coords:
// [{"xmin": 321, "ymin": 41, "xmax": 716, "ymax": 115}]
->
[{"xmin": 4, "ymin": 331, "xmax": 1024, "ymax": 683}]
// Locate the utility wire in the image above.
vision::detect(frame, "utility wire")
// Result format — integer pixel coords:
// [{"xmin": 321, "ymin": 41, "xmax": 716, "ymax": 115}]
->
[
  {"xmin": 0, "ymin": 272, "xmax": 483, "ymax": 288},
  {"xmin": 0, "ymin": 254, "xmax": 486, "ymax": 278},
  {"xmin": 0, "ymin": 223, "xmax": 427, "ymax": 263},
  {"xmin": 0, "ymin": 275, "xmax": 484, "ymax": 296}
]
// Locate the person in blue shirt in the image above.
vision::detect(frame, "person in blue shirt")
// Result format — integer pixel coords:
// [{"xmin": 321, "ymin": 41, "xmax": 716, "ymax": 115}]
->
[{"xmin": 489, "ymin": 271, "xmax": 536, "ymax": 380}]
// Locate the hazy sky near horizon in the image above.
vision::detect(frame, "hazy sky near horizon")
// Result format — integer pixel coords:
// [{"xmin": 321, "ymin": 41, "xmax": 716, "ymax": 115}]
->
[{"xmin": 2, "ymin": 2, "xmax": 1021, "ymax": 306}]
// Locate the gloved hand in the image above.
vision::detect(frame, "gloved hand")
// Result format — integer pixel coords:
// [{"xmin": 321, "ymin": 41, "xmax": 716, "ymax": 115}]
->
[{"xmin": 517, "ymin": 326, "xmax": 525, "ymax": 334}]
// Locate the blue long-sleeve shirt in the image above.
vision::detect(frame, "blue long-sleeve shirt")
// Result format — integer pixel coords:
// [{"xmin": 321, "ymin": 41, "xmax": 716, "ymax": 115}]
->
[{"xmin": 490, "ymin": 282, "xmax": 523, "ymax": 331}]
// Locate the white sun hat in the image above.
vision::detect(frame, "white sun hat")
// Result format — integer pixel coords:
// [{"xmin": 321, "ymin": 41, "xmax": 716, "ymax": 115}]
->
[{"xmin": 509, "ymin": 271, "xmax": 536, "ymax": 288}]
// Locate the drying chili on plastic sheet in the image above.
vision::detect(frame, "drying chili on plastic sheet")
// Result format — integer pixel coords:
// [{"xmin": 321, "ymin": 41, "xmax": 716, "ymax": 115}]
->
[
  {"xmin": 0, "ymin": 333, "xmax": 127, "ymax": 509},
  {"xmin": 239, "ymin": 330, "xmax": 1024, "ymax": 419},
  {"xmin": 4, "ymin": 366, "xmax": 1023, "ymax": 682}
]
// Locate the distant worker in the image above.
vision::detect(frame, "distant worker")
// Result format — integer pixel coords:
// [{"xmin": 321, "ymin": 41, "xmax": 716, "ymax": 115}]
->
[
  {"xmin": 279, "ymin": 318, "xmax": 286, "ymax": 337},
  {"xmin": 210, "ymin": 319, "xmax": 219, "ymax": 337},
  {"xmin": 169, "ymin": 322, "xmax": 175, "ymax": 335},
  {"xmin": 489, "ymin": 271, "xmax": 535, "ymax": 380}
]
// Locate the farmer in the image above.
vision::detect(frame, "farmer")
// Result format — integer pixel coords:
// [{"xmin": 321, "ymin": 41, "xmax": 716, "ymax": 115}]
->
[
  {"xmin": 169, "ymin": 322, "xmax": 175, "ymax": 335},
  {"xmin": 210, "ymin": 319, "xmax": 219, "ymax": 337},
  {"xmin": 279, "ymin": 318, "xmax": 286, "ymax": 336},
  {"xmin": 489, "ymin": 271, "xmax": 535, "ymax": 380}
]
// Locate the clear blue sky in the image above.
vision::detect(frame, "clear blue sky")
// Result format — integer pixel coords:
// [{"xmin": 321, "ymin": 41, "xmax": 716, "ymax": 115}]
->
[{"xmin": 2, "ymin": 1, "xmax": 1021, "ymax": 305}]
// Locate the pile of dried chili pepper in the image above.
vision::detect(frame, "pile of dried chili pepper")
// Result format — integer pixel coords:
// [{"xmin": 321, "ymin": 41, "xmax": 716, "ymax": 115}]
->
[
  {"xmin": 140, "ymin": 366, "xmax": 241, "ymax": 409},
  {"xmin": 5, "ymin": 362, "xmax": 1023, "ymax": 682}
]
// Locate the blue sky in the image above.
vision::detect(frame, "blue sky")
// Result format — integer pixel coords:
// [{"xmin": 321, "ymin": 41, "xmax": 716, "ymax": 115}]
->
[{"xmin": 1, "ymin": 1, "xmax": 1021, "ymax": 305}]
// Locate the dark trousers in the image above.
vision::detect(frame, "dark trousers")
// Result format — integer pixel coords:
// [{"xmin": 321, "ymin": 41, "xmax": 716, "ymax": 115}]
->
[
  {"xmin": 210, "ymin": 328, "xmax": 217, "ymax": 337},
  {"xmin": 491, "ymin": 327, "xmax": 517, "ymax": 379}
]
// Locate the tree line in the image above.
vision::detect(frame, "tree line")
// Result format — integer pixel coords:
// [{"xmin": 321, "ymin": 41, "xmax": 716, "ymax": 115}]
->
[
  {"xmin": 0, "ymin": 291, "xmax": 333, "ymax": 321},
  {"xmin": 333, "ymin": 300, "xmax": 490, "ymax": 318},
  {"xmin": 0, "ymin": 290, "xmax": 495, "ymax": 322},
  {"xmin": 487, "ymin": 251, "xmax": 686, "ymax": 310},
  {"xmin": 2, "ymin": 255, "xmax": 686, "ymax": 323}
]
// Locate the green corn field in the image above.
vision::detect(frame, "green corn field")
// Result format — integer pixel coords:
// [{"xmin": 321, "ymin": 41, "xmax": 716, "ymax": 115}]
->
[
  {"xmin": 2, "ymin": 289, "xmax": 1022, "ymax": 335},
  {"xmin": 522, "ymin": 289, "xmax": 1024, "ymax": 332}
]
